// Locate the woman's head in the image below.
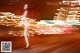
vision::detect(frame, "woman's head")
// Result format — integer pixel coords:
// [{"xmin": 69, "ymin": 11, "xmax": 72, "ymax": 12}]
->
[{"xmin": 24, "ymin": 4, "xmax": 28, "ymax": 10}]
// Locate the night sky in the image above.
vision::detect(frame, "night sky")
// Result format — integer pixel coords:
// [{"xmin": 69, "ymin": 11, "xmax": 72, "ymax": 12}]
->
[
  {"xmin": 63, "ymin": 0, "xmax": 80, "ymax": 1},
  {"xmin": 0, "ymin": 0, "xmax": 62, "ymax": 20}
]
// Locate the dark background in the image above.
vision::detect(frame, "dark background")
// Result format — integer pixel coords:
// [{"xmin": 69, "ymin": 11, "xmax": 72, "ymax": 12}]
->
[{"xmin": 0, "ymin": 0, "xmax": 62, "ymax": 20}]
